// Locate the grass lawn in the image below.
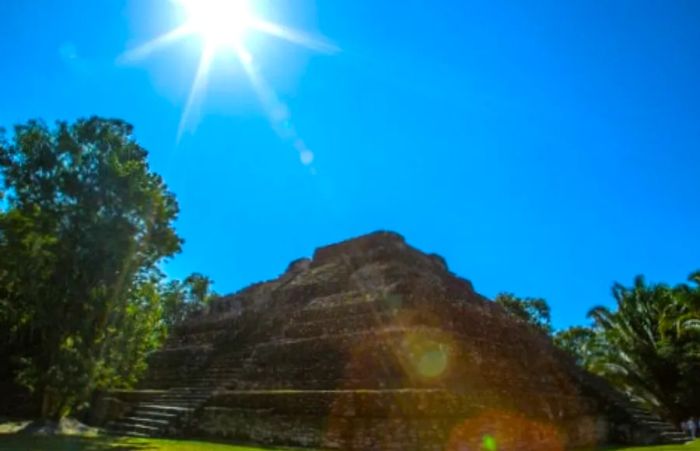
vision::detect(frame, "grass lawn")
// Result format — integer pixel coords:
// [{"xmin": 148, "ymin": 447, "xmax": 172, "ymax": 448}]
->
[
  {"xmin": 0, "ymin": 435, "xmax": 293, "ymax": 450},
  {"xmin": 610, "ymin": 443, "xmax": 699, "ymax": 451},
  {"xmin": 0, "ymin": 431, "xmax": 697, "ymax": 451}
]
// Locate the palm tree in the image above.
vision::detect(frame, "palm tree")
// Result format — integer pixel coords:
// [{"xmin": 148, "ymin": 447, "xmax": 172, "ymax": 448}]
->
[
  {"xmin": 585, "ymin": 274, "xmax": 700, "ymax": 421},
  {"xmin": 667, "ymin": 271, "xmax": 700, "ymax": 337}
]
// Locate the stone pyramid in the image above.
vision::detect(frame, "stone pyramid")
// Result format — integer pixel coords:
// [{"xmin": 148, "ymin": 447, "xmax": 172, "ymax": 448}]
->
[{"xmin": 95, "ymin": 231, "xmax": 687, "ymax": 449}]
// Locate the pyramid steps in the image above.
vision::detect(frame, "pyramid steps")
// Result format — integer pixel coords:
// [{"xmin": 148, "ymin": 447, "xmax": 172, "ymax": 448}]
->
[{"xmin": 95, "ymin": 232, "xmax": 689, "ymax": 448}]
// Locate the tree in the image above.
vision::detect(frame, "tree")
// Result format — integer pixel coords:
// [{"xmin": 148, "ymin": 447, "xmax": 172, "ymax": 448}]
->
[
  {"xmin": 161, "ymin": 273, "xmax": 217, "ymax": 331},
  {"xmin": 0, "ymin": 118, "xmax": 182, "ymax": 418},
  {"xmin": 494, "ymin": 292, "xmax": 553, "ymax": 335},
  {"xmin": 582, "ymin": 274, "xmax": 700, "ymax": 421},
  {"xmin": 553, "ymin": 326, "xmax": 596, "ymax": 365}
]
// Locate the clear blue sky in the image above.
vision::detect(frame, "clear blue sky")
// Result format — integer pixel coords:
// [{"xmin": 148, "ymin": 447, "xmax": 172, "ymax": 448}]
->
[{"xmin": 2, "ymin": 0, "xmax": 699, "ymax": 329}]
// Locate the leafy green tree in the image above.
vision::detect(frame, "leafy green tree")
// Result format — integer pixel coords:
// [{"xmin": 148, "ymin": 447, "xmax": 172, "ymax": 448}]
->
[
  {"xmin": 161, "ymin": 273, "xmax": 217, "ymax": 331},
  {"xmin": 0, "ymin": 118, "xmax": 182, "ymax": 418},
  {"xmin": 553, "ymin": 326, "xmax": 596, "ymax": 365},
  {"xmin": 494, "ymin": 292, "xmax": 553, "ymax": 335},
  {"xmin": 583, "ymin": 274, "xmax": 700, "ymax": 421}
]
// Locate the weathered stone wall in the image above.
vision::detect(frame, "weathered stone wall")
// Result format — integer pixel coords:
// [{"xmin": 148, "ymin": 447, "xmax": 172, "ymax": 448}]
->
[
  {"xmin": 140, "ymin": 346, "xmax": 212, "ymax": 389},
  {"xmin": 192, "ymin": 391, "xmax": 609, "ymax": 450},
  {"xmin": 126, "ymin": 231, "xmax": 679, "ymax": 449}
]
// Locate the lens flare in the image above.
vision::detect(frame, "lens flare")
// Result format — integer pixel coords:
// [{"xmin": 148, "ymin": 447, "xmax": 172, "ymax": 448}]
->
[
  {"xmin": 482, "ymin": 434, "xmax": 498, "ymax": 451},
  {"xmin": 120, "ymin": 0, "xmax": 339, "ymax": 154},
  {"xmin": 400, "ymin": 330, "xmax": 452, "ymax": 381},
  {"xmin": 417, "ymin": 346, "xmax": 449, "ymax": 378},
  {"xmin": 447, "ymin": 410, "xmax": 563, "ymax": 451}
]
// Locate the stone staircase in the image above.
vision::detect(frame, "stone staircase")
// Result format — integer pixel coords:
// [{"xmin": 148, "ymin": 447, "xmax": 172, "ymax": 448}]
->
[
  {"xmin": 106, "ymin": 386, "xmax": 207, "ymax": 437},
  {"xmin": 97, "ymin": 232, "xmax": 693, "ymax": 448},
  {"xmin": 626, "ymin": 405, "xmax": 689, "ymax": 444},
  {"xmin": 567, "ymin": 358, "xmax": 689, "ymax": 445},
  {"xmin": 105, "ymin": 361, "xmax": 244, "ymax": 437}
]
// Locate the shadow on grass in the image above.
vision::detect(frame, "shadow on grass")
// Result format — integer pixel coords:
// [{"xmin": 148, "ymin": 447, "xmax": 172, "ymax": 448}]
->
[{"xmin": 0, "ymin": 434, "xmax": 156, "ymax": 451}]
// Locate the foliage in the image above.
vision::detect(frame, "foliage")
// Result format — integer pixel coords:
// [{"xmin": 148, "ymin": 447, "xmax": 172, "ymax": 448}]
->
[
  {"xmin": 160, "ymin": 273, "xmax": 217, "ymax": 331},
  {"xmin": 0, "ymin": 118, "xmax": 182, "ymax": 418},
  {"xmin": 561, "ymin": 273, "xmax": 700, "ymax": 421},
  {"xmin": 502, "ymin": 275, "xmax": 700, "ymax": 422},
  {"xmin": 553, "ymin": 326, "xmax": 596, "ymax": 365},
  {"xmin": 494, "ymin": 292, "xmax": 553, "ymax": 335}
]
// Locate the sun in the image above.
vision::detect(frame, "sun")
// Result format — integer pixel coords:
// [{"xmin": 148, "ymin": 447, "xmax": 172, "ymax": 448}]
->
[
  {"xmin": 122, "ymin": 0, "xmax": 338, "ymax": 163},
  {"xmin": 178, "ymin": 0, "xmax": 254, "ymax": 48}
]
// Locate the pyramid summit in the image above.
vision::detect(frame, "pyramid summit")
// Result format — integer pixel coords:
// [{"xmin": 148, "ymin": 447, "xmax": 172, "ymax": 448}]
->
[{"xmin": 93, "ymin": 231, "xmax": 685, "ymax": 449}]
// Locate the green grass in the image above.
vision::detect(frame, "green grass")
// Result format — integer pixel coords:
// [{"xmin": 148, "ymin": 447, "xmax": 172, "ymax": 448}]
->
[
  {"xmin": 608, "ymin": 442, "xmax": 700, "ymax": 451},
  {"xmin": 0, "ymin": 435, "xmax": 292, "ymax": 451},
  {"xmin": 0, "ymin": 434, "xmax": 697, "ymax": 450}
]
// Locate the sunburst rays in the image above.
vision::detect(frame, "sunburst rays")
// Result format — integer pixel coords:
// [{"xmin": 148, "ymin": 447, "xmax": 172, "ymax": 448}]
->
[{"xmin": 121, "ymin": 0, "xmax": 338, "ymax": 161}]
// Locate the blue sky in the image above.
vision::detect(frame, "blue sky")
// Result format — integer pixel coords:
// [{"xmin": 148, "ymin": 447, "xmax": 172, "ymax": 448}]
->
[{"xmin": 2, "ymin": 0, "xmax": 699, "ymax": 329}]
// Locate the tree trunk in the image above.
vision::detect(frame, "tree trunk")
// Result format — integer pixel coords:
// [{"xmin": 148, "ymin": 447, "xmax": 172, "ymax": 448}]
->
[{"xmin": 40, "ymin": 387, "xmax": 67, "ymax": 420}]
